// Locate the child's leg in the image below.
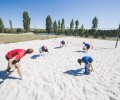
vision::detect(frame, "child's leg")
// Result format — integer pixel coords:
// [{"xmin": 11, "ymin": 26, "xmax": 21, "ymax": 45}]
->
[
  {"xmin": 39, "ymin": 48, "xmax": 42, "ymax": 53},
  {"xmin": 85, "ymin": 64, "xmax": 90, "ymax": 74},
  {"xmin": 85, "ymin": 66, "xmax": 88, "ymax": 74},
  {"xmin": 15, "ymin": 63, "xmax": 22, "ymax": 80},
  {"xmin": 6, "ymin": 60, "xmax": 17, "ymax": 72},
  {"xmin": 60, "ymin": 43, "xmax": 62, "ymax": 47}
]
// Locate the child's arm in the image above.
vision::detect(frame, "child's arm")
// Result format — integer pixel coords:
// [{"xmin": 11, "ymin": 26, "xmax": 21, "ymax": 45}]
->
[
  {"xmin": 47, "ymin": 50, "xmax": 49, "ymax": 53},
  {"xmin": 90, "ymin": 63, "xmax": 94, "ymax": 72},
  {"xmin": 83, "ymin": 45, "xmax": 85, "ymax": 48},
  {"xmin": 8, "ymin": 56, "xmax": 16, "ymax": 68},
  {"xmin": 90, "ymin": 46, "xmax": 93, "ymax": 49},
  {"xmin": 39, "ymin": 48, "xmax": 42, "ymax": 53}
]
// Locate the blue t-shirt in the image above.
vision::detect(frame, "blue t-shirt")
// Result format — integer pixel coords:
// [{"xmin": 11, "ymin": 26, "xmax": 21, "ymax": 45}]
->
[
  {"xmin": 82, "ymin": 56, "xmax": 93, "ymax": 64},
  {"xmin": 85, "ymin": 43, "xmax": 90, "ymax": 47}
]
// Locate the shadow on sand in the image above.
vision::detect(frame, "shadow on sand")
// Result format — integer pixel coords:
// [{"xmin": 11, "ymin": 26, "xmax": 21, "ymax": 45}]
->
[
  {"xmin": 54, "ymin": 46, "xmax": 61, "ymax": 49},
  {"xmin": 0, "ymin": 70, "xmax": 20, "ymax": 84},
  {"xmin": 94, "ymin": 48, "xmax": 114, "ymax": 50},
  {"xmin": 74, "ymin": 50, "xmax": 86, "ymax": 53},
  {"xmin": 63, "ymin": 68, "xmax": 85, "ymax": 76},
  {"xmin": 31, "ymin": 54, "xmax": 42, "ymax": 59}
]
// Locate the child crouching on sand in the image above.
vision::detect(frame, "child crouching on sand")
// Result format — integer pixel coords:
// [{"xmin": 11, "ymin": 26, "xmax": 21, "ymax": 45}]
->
[
  {"xmin": 5, "ymin": 48, "xmax": 34, "ymax": 80},
  {"xmin": 83, "ymin": 42, "xmax": 93, "ymax": 53},
  {"xmin": 60, "ymin": 40, "xmax": 66, "ymax": 47},
  {"xmin": 39, "ymin": 45, "xmax": 49, "ymax": 53},
  {"xmin": 78, "ymin": 56, "xmax": 94, "ymax": 75}
]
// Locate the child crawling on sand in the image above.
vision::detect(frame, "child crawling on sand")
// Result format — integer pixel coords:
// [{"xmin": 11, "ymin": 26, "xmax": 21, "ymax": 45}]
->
[{"xmin": 39, "ymin": 45, "xmax": 49, "ymax": 53}]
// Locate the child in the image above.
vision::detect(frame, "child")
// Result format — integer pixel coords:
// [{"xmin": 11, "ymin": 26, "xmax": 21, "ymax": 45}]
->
[
  {"xmin": 83, "ymin": 42, "xmax": 92, "ymax": 52},
  {"xmin": 5, "ymin": 48, "xmax": 34, "ymax": 80},
  {"xmin": 39, "ymin": 45, "xmax": 49, "ymax": 53},
  {"xmin": 78, "ymin": 56, "xmax": 94, "ymax": 74},
  {"xmin": 60, "ymin": 40, "xmax": 65, "ymax": 47}
]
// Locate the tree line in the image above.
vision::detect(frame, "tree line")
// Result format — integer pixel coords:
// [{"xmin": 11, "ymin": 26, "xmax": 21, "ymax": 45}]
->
[{"xmin": 0, "ymin": 11, "xmax": 119, "ymax": 38}]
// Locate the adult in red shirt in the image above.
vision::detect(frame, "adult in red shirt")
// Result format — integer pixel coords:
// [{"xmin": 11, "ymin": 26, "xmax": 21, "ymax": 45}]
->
[{"xmin": 6, "ymin": 48, "xmax": 34, "ymax": 80}]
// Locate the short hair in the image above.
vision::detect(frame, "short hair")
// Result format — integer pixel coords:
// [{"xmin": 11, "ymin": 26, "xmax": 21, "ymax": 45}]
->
[
  {"xmin": 89, "ymin": 61, "xmax": 92, "ymax": 63},
  {"xmin": 83, "ymin": 42, "xmax": 85, "ymax": 44},
  {"xmin": 26, "ymin": 48, "xmax": 34, "ymax": 54},
  {"xmin": 78, "ymin": 59, "xmax": 82, "ymax": 65}
]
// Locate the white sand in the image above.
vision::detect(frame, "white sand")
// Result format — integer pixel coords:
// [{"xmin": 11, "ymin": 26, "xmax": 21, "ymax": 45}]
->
[{"xmin": 0, "ymin": 37, "xmax": 120, "ymax": 100}]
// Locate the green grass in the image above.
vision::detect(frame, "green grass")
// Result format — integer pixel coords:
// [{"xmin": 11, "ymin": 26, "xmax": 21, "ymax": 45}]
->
[{"xmin": 0, "ymin": 33, "xmax": 61, "ymax": 44}]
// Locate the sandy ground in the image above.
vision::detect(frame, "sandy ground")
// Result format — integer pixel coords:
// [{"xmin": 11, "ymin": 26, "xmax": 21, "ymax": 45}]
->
[{"xmin": 0, "ymin": 37, "xmax": 120, "ymax": 100}]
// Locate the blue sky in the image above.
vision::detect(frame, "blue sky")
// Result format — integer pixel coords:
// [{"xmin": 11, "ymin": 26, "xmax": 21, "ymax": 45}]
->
[{"xmin": 0, "ymin": 0, "xmax": 120, "ymax": 29}]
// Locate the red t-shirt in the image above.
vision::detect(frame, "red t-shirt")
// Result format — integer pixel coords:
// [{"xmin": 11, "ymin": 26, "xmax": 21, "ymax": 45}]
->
[{"xmin": 6, "ymin": 49, "xmax": 26, "ymax": 61}]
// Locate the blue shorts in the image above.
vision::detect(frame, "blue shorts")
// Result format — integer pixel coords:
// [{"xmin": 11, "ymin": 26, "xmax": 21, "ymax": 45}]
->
[
  {"xmin": 86, "ymin": 46, "xmax": 90, "ymax": 50},
  {"xmin": 85, "ymin": 66, "xmax": 90, "ymax": 74}
]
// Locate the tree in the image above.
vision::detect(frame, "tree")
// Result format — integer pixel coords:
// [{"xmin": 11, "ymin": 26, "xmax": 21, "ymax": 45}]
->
[
  {"xmin": 92, "ymin": 17, "xmax": 98, "ymax": 36},
  {"xmin": 70, "ymin": 19, "xmax": 74, "ymax": 35},
  {"xmin": 9, "ymin": 20, "xmax": 13, "ymax": 33},
  {"xmin": 92, "ymin": 17, "xmax": 98, "ymax": 29},
  {"xmin": 57, "ymin": 20, "xmax": 61, "ymax": 34},
  {"xmin": 53, "ymin": 20, "xmax": 58, "ymax": 34},
  {"xmin": 70, "ymin": 19, "xmax": 74, "ymax": 29},
  {"xmin": 23, "ymin": 11, "xmax": 31, "ymax": 32},
  {"xmin": 79, "ymin": 24, "xmax": 85, "ymax": 37},
  {"xmin": 58, "ymin": 20, "xmax": 61, "ymax": 30},
  {"xmin": 75, "ymin": 20, "xmax": 79, "ymax": 29},
  {"xmin": 75, "ymin": 20, "xmax": 79, "ymax": 35},
  {"xmin": 46, "ymin": 15, "xmax": 52, "ymax": 34},
  {"xmin": 51, "ymin": 21, "xmax": 54, "ymax": 33},
  {"xmin": 61, "ymin": 18, "xmax": 65, "ymax": 34},
  {"xmin": 0, "ymin": 18, "xmax": 4, "ymax": 33}
]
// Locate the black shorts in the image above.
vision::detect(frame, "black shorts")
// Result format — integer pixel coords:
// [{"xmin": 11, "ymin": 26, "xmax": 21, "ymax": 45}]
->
[
  {"xmin": 5, "ymin": 55, "xmax": 19, "ymax": 64},
  {"xmin": 86, "ymin": 46, "xmax": 90, "ymax": 50},
  {"xmin": 12, "ymin": 60, "xmax": 19, "ymax": 64}
]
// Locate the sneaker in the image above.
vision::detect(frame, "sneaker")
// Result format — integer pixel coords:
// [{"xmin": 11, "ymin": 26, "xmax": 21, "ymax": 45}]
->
[{"xmin": 6, "ymin": 68, "xmax": 11, "ymax": 72}]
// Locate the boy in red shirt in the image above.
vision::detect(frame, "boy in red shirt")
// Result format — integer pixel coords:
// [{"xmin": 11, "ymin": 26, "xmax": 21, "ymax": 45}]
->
[{"xmin": 5, "ymin": 48, "xmax": 34, "ymax": 80}]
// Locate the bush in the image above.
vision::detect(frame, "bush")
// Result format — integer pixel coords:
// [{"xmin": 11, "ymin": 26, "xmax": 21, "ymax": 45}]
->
[
  {"xmin": 3, "ymin": 28, "xmax": 9, "ymax": 33},
  {"xmin": 17, "ymin": 28, "xmax": 22, "ymax": 33}
]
